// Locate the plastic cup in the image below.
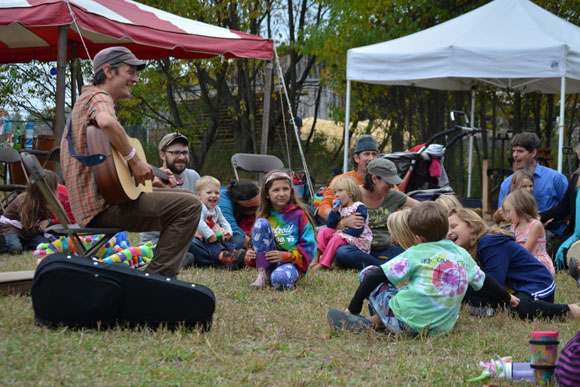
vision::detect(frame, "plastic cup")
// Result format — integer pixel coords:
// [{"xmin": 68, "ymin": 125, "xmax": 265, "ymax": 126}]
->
[
  {"xmin": 530, "ymin": 364, "xmax": 556, "ymax": 385},
  {"xmin": 529, "ymin": 331, "xmax": 560, "ymax": 366}
]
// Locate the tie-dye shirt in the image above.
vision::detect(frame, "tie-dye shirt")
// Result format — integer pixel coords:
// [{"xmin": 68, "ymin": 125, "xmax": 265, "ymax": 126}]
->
[
  {"xmin": 267, "ymin": 204, "xmax": 316, "ymax": 275},
  {"xmin": 381, "ymin": 239, "xmax": 485, "ymax": 335}
]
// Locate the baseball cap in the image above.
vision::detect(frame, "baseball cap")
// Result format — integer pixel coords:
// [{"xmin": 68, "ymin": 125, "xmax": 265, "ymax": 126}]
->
[
  {"xmin": 366, "ymin": 158, "xmax": 403, "ymax": 185},
  {"xmin": 159, "ymin": 132, "xmax": 189, "ymax": 151},
  {"xmin": 93, "ymin": 46, "xmax": 146, "ymax": 74},
  {"xmin": 354, "ymin": 135, "xmax": 379, "ymax": 153}
]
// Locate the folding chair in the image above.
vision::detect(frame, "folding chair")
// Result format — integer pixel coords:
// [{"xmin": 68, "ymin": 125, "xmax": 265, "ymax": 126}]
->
[
  {"xmin": 0, "ymin": 147, "xmax": 27, "ymax": 212},
  {"xmin": 42, "ymin": 146, "xmax": 60, "ymax": 169},
  {"xmin": 231, "ymin": 153, "xmax": 284, "ymax": 182},
  {"xmin": 20, "ymin": 152, "xmax": 121, "ymax": 258}
]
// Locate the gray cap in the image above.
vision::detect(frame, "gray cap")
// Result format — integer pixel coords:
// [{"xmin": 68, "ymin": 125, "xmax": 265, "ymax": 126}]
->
[
  {"xmin": 367, "ymin": 158, "xmax": 403, "ymax": 185},
  {"xmin": 93, "ymin": 46, "xmax": 146, "ymax": 74},
  {"xmin": 159, "ymin": 132, "xmax": 189, "ymax": 151},
  {"xmin": 354, "ymin": 135, "xmax": 378, "ymax": 153}
]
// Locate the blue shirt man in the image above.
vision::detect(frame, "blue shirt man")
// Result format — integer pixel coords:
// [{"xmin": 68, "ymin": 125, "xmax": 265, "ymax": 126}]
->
[{"xmin": 498, "ymin": 132, "xmax": 568, "ymax": 236}]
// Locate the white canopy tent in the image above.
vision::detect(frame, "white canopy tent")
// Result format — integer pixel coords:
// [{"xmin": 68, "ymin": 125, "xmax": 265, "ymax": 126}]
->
[{"xmin": 345, "ymin": 0, "xmax": 580, "ymax": 195}]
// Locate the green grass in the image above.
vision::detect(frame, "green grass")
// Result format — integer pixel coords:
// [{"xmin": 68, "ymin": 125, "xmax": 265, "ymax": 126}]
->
[{"xmin": 1, "ymin": 244, "xmax": 579, "ymax": 385}]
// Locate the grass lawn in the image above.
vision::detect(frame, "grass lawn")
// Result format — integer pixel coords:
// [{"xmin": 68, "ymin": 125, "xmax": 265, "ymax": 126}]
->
[{"xmin": 1, "ymin": 243, "xmax": 579, "ymax": 386}]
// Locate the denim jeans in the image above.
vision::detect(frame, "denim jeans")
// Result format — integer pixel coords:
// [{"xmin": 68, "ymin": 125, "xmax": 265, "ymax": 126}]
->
[
  {"xmin": 4, "ymin": 233, "xmax": 50, "ymax": 254},
  {"xmin": 187, "ymin": 230, "xmax": 246, "ymax": 267},
  {"xmin": 334, "ymin": 244, "xmax": 404, "ymax": 270}
]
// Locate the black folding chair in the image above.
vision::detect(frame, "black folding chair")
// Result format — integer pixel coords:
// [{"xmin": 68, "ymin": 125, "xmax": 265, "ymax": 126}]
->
[
  {"xmin": 20, "ymin": 152, "xmax": 121, "ymax": 258},
  {"xmin": 0, "ymin": 147, "xmax": 27, "ymax": 212},
  {"xmin": 231, "ymin": 153, "xmax": 284, "ymax": 182}
]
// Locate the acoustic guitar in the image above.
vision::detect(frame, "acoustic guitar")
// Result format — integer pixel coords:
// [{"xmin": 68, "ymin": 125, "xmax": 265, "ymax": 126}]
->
[{"xmin": 87, "ymin": 125, "xmax": 169, "ymax": 205}]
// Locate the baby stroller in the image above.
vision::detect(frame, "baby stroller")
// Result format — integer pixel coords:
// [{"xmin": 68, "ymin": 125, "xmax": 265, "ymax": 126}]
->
[{"xmin": 383, "ymin": 111, "xmax": 481, "ymax": 201}]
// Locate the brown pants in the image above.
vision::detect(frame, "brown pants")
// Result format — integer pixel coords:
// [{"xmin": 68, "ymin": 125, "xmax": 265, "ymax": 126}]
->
[{"xmin": 89, "ymin": 188, "xmax": 201, "ymax": 278}]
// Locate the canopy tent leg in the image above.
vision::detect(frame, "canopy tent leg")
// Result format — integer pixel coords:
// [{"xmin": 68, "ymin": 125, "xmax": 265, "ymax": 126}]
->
[
  {"xmin": 260, "ymin": 61, "xmax": 273, "ymax": 155},
  {"xmin": 558, "ymin": 76, "xmax": 566, "ymax": 173},
  {"xmin": 467, "ymin": 89, "xmax": 476, "ymax": 197},
  {"xmin": 56, "ymin": 25, "xmax": 68, "ymax": 144},
  {"xmin": 344, "ymin": 80, "xmax": 352, "ymax": 173}
]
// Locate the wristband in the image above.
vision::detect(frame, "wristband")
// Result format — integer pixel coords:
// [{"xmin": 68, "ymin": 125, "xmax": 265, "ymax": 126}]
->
[
  {"xmin": 339, "ymin": 219, "xmax": 344, "ymax": 229},
  {"xmin": 47, "ymin": 218, "xmax": 52, "ymax": 226},
  {"xmin": 124, "ymin": 147, "xmax": 136, "ymax": 161}
]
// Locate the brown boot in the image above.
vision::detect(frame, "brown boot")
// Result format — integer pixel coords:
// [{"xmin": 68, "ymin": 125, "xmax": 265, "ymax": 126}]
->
[{"xmin": 250, "ymin": 268, "xmax": 269, "ymax": 288}]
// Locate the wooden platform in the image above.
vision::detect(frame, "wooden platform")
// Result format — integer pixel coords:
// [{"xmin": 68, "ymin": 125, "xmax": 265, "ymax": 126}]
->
[{"xmin": 0, "ymin": 270, "xmax": 34, "ymax": 295}]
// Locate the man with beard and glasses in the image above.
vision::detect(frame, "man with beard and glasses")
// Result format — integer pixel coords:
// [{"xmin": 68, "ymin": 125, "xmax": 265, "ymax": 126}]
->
[
  {"xmin": 140, "ymin": 132, "xmax": 200, "ymax": 248},
  {"xmin": 498, "ymin": 132, "xmax": 568, "ymax": 241}
]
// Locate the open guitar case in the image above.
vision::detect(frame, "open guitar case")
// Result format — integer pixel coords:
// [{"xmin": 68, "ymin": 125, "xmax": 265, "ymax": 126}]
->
[{"xmin": 32, "ymin": 254, "xmax": 215, "ymax": 331}]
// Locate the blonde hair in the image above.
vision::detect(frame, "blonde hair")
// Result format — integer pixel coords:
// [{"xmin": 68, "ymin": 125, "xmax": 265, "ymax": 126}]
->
[
  {"xmin": 502, "ymin": 189, "xmax": 537, "ymax": 222},
  {"xmin": 256, "ymin": 170, "xmax": 315, "ymax": 226},
  {"xmin": 449, "ymin": 208, "xmax": 511, "ymax": 256},
  {"xmin": 332, "ymin": 175, "xmax": 362, "ymax": 203},
  {"xmin": 435, "ymin": 194, "xmax": 463, "ymax": 215},
  {"xmin": 509, "ymin": 169, "xmax": 534, "ymax": 193},
  {"xmin": 195, "ymin": 176, "xmax": 221, "ymax": 192},
  {"xmin": 387, "ymin": 210, "xmax": 417, "ymax": 249}
]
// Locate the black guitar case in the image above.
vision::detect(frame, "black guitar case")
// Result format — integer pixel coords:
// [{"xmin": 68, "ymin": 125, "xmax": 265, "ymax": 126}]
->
[{"xmin": 31, "ymin": 254, "xmax": 215, "ymax": 331}]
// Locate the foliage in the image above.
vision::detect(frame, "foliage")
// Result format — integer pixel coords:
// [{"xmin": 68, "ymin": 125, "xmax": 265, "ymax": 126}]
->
[{"xmin": 1, "ymin": 247, "xmax": 580, "ymax": 385}]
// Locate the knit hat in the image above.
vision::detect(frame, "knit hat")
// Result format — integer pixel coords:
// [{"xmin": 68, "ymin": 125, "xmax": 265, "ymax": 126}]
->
[
  {"xmin": 366, "ymin": 158, "xmax": 403, "ymax": 185},
  {"xmin": 354, "ymin": 135, "xmax": 379, "ymax": 153},
  {"xmin": 158, "ymin": 132, "xmax": 189, "ymax": 151},
  {"xmin": 93, "ymin": 46, "xmax": 145, "ymax": 74}
]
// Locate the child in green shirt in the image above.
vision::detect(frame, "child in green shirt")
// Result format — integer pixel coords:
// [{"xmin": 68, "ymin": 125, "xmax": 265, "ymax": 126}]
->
[{"xmin": 328, "ymin": 202, "xmax": 514, "ymax": 336}]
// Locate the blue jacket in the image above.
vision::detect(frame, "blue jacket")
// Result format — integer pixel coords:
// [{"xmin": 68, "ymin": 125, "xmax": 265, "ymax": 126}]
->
[
  {"xmin": 326, "ymin": 204, "xmax": 368, "ymax": 237},
  {"xmin": 477, "ymin": 233, "xmax": 555, "ymax": 299}
]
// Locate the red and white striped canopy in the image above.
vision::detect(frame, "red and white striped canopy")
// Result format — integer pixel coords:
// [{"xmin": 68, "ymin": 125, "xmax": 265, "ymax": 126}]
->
[{"xmin": 0, "ymin": 0, "xmax": 274, "ymax": 64}]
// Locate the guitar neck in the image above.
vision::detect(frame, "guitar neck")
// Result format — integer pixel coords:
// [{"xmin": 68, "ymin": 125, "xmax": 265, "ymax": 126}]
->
[{"xmin": 152, "ymin": 166, "xmax": 169, "ymax": 182}]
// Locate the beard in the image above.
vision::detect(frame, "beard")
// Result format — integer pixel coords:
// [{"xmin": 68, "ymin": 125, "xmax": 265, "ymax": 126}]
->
[{"xmin": 167, "ymin": 159, "xmax": 187, "ymax": 175}]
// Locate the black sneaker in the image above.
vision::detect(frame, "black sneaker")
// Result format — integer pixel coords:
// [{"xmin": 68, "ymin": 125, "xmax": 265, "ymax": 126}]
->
[
  {"xmin": 327, "ymin": 308, "xmax": 374, "ymax": 332},
  {"xmin": 181, "ymin": 252, "xmax": 196, "ymax": 269}
]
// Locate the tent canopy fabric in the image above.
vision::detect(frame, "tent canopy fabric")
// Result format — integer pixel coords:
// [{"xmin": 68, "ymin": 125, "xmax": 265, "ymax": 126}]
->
[
  {"xmin": 0, "ymin": 0, "xmax": 273, "ymax": 63},
  {"xmin": 347, "ymin": 0, "xmax": 580, "ymax": 94}
]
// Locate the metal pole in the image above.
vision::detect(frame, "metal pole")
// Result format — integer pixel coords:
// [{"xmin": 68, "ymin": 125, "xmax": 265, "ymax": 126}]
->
[
  {"xmin": 55, "ymin": 25, "xmax": 68, "ymax": 143},
  {"xmin": 558, "ymin": 76, "xmax": 566, "ymax": 173},
  {"xmin": 260, "ymin": 61, "xmax": 273, "ymax": 155},
  {"xmin": 343, "ymin": 80, "xmax": 351, "ymax": 173},
  {"xmin": 467, "ymin": 88, "xmax": 476, "ymax": 197}
]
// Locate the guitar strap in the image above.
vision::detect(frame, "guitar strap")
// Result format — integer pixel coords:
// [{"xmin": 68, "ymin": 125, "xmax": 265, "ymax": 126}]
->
[{"xmin": 65, "ymin": 117, "xmax": 108, "ymax": 167}]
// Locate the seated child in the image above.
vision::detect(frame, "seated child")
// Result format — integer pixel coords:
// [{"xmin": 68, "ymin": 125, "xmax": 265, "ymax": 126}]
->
[
  {"xmin": 0, "ymin": 170, "xmax": 71, "ymax": 254},
  {"xmin": 245, "ymin": 170, "xmax": 316, "ymax": 290},
  {"xmin": 493, "ymin": 169, "xmax": 534, "ymax": 227},
  {"xmin": 502, "ymin": 189, "xmax": 555, "ymax": 276},
  {"xmin": 310, "ymin": 175, "xmax": 372, "ymax": 270},
  {"xmin": 195, "ymin": 176, "xmax": 245, "ymax": 269},
  {"xmin": 327, "ymin": 202, "xmax": 516, "ymax": 336}
]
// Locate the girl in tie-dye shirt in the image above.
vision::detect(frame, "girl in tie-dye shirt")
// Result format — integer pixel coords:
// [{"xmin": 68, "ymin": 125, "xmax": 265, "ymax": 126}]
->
[{"xmin": 245, "ymin": 170, "xmax": 316, "ymax": 290}]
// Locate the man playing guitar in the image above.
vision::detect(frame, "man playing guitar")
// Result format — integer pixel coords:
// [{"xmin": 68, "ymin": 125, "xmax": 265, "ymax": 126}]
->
[{"xmin": 60, "ymin": 46, "xmax": 201, "ymax": 278}]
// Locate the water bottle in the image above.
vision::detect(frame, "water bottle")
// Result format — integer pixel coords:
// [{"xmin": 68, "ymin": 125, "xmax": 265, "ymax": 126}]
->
[
  {"xmin": 24, "ymin": 122, "xmax": 34, "ymax": 150},
  {"xmin": 13, "ymin": 125, "xmax": 22, "ymax": 150},
  {"xmin": 3, "ymin": 116, "xmax": 11, "ymax": 143}
]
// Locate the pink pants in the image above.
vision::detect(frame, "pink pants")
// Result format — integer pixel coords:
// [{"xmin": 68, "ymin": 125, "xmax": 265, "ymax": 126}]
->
[{"xmin": 317, "ymin": 227, "xmax": 348, "ymax": 268}]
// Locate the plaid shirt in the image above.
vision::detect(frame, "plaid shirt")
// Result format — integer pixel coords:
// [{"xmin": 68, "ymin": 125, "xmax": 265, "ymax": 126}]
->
[{"xmin": 60, "ymin": 85, "xmax": 114, "ymax": 227}]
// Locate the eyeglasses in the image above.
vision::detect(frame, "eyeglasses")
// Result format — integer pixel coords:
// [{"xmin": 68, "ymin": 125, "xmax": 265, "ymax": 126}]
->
[{"xmin": 164, "ymin": 150, "xmax": 189, "ymax": 157}]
